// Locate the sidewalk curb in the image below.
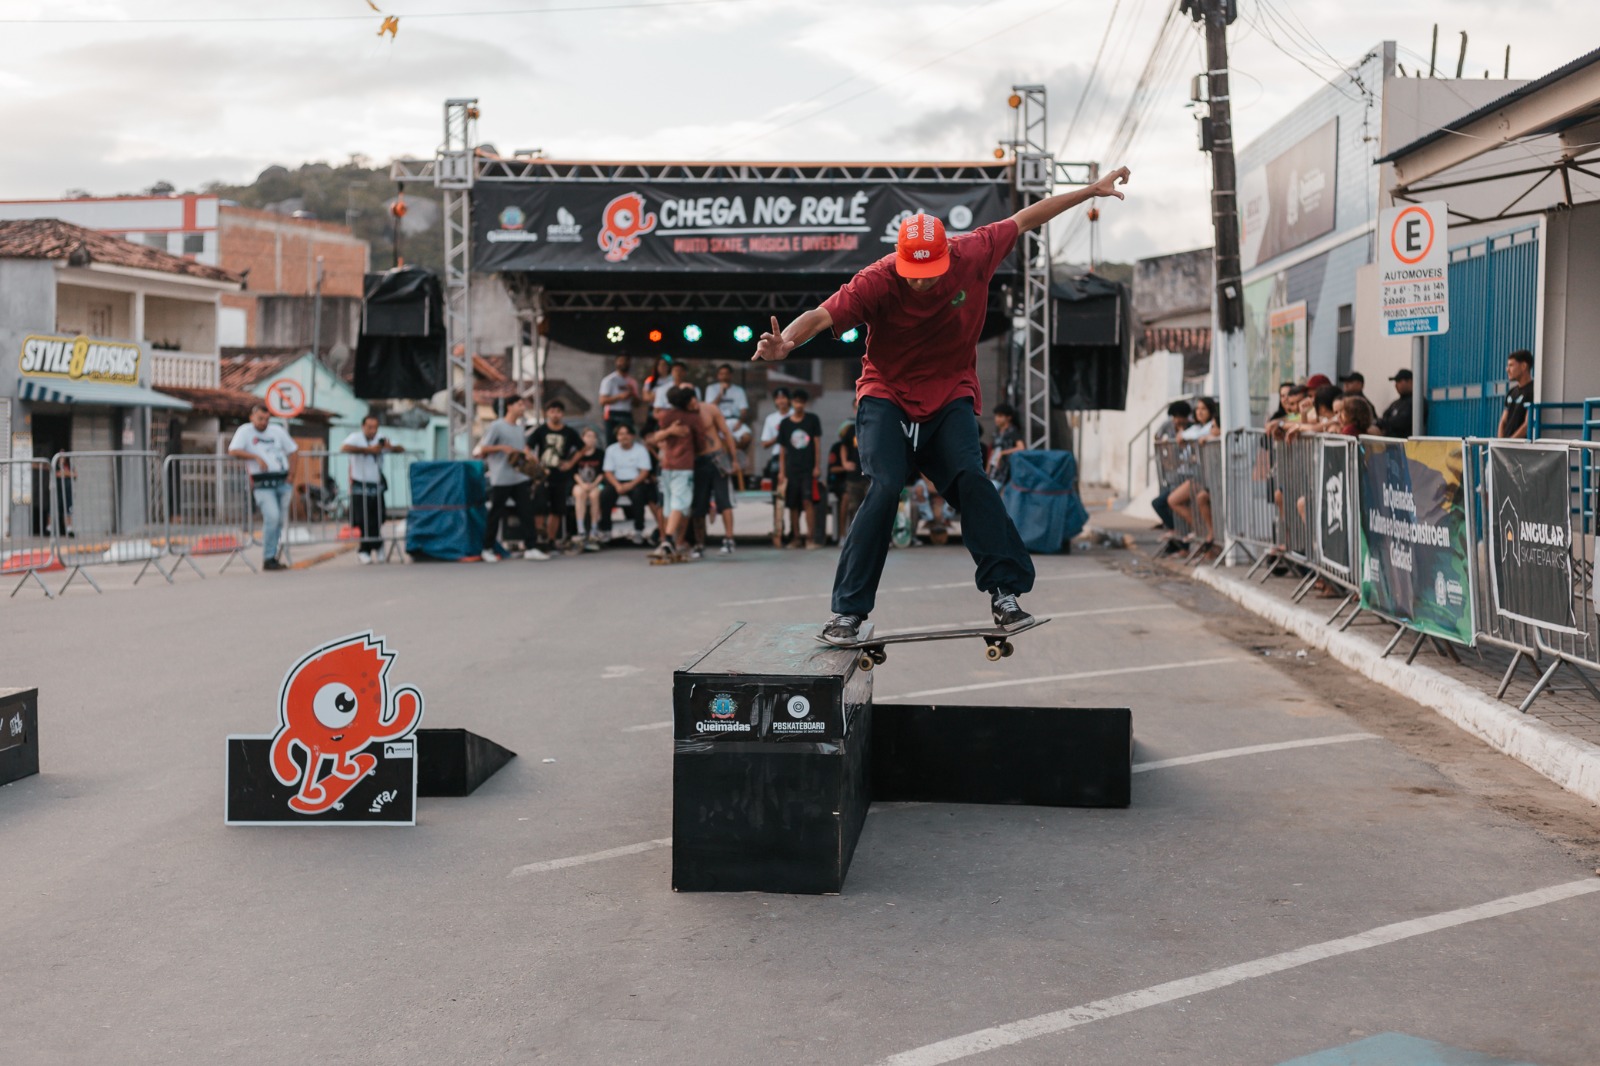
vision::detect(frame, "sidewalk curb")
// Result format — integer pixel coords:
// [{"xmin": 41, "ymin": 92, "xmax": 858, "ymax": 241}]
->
[{"xmin": 1193, "ymin": 567, "xmax": 1600, "ymax": 807}]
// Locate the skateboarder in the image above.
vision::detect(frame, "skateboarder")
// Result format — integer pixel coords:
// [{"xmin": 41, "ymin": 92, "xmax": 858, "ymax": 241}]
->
[{"xmin": 752, "ymin": 166, "xmax": 1131, "ymax": 642}]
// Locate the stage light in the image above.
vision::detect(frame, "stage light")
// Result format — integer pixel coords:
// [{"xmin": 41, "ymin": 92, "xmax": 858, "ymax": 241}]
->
[
  {"xmin": 840, "ymin": 328, "xmax": 860, "ymax": 343},
  {"xmin": 683, "ymin": 324, "xmax": 703, "ymax": 342},
  {"xmin": 606, "ymin": 325, "xmax": 625, "ymax": 344},
  {"xmin": 994, "ymin": 147, "xmax": 1006, "ymax": 159},
  {"xmin": 733, "ymin": 324, "xmax": 754, "ymax": 344},
  {"xmin": 1007, "ymin": 93, "xmax": 1022, "ymax": 109},
  {"xmin": 648, "ymin": 329, "xmax": 663, "ymax": 343}
]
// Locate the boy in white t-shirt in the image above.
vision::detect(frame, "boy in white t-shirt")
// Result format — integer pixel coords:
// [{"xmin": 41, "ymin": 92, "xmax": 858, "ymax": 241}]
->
[
  {"xmin": 227, "ymin": 403, "xmax": 298, "ymax": 570},
  {"xmin": 340, "ymin": 413, "xmax": 406, "ymax": 564},
  {"xmin": 599, "ymin": 423, "xmax": 661, "ymax": 544}
]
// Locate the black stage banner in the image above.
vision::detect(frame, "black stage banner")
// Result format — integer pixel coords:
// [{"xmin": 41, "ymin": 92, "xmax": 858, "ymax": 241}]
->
[
  {"xmin": 1317, "ymin": 438, "xmax": 1352, "ymax": 578},
  {"xmin": 472, "ymin": 181, "xmax": 1012, "ymax": 274},
  {"xmin": 1487, "ymin": 443, "xmax": 1578, "ymax": 634}
]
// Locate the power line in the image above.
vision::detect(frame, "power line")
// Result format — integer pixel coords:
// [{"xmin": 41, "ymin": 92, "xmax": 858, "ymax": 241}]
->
[
  {"xmin": 705, "ymin": 0, "xmax": 1078, "ymax": 159},
  {"xmin": 0, "ymin": 0, "xmax": 760, "ymax": 25},
  {"xmin": 1054, "ymin": 0, "xmax": 1124, "ymax": 158}
]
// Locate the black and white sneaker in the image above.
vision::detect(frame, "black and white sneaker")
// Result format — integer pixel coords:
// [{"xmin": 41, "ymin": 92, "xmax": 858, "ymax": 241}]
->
[
  {"xmin": 821, "ymin": 613, "xmax": 865, "ymax": 644},
  {"xmin": 991, "ymin": 590, "xmax": 1033, "ymax": 632}
]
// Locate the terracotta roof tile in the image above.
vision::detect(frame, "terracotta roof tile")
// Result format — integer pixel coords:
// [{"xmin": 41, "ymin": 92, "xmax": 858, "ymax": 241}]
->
[
  {"xmin": 156, "ymin": 385, "xmax": 334, "ymax": 423},
  {"xmin": 219, "ymin": 353, "xmax": 299, "ymax": 390},
  {"xmin": 0, "ymin": 218, "xmax": 242, "ymax": 284}
]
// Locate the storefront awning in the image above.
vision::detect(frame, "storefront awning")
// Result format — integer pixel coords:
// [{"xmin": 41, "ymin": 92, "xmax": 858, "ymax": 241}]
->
[{"xmin": 18, "ymin": 377, "xmax": 192, "ymax": 410}]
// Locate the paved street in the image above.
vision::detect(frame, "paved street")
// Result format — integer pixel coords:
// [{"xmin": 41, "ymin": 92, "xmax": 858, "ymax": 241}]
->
[{"xmin": 4, "ymin": 544, "xmax": 1600, "ymax": 1065}]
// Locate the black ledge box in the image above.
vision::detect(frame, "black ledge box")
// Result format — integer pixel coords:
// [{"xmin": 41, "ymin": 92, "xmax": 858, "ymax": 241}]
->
[
  {"xmin": 0, "ymin": 687, "xmax": 40, "ymax": 787},
  {"xmin": 672, "ymin": 623, "xmax": 872, "ymax": 894}
]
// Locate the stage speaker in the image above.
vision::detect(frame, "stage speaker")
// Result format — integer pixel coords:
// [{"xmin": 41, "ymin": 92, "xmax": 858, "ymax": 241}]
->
[{"xmin": 355, "ymin": 267, "xmax": 447, "ymax": 399}]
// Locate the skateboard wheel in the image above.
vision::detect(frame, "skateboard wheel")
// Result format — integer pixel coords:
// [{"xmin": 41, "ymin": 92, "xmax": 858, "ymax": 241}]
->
[
  {"xmin": 1000, "ymin": 642, "xmax": 1014, "ymax": 658},
  {"xmin": 984, "ymin": 644, "xmax": 1003, "ymax": 662},
  {"xmin": 858, "ymin": 654, "xmax": 875, "ymax": 672},
  {"xmin": 870, "ymin": 648, "xmax": 887, "ymax": 664}
]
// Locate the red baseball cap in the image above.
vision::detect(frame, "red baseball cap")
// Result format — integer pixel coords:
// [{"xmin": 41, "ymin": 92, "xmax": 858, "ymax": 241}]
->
[
  {"xmin": 895, "ymin": 213, "xmax": 949, "ymax": 278},
  {"xmin": 1306, "ymin": 373, "xmax": 1333, "ymax": 389}
]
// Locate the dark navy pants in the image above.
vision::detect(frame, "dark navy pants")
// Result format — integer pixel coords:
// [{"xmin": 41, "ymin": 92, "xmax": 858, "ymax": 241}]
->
[{"xmin": 831, "ymin": 396, "xmax": 1035, "ymax": 617}]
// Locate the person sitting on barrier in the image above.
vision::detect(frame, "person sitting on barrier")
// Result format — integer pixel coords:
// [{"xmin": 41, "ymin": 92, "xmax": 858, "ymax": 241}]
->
[
  {"xmin": 340, "ymin": 413, "xmax": 405, "ymax": 565},
  {"xmin": 474, "ymin": 396, "xmax": 548, "ymax": 562},
  {"xmin": 228, "ymin": 403, "xmax": 299, "ymax": 571},
  {"xmin": 1153, "ymin": 400, "xmax": 1194, "ymax": 552},
  {"xmin": 570, "ymin": 427, "xmax": 606, "ymax": 551},
  {"xmin": 1167, "ymin": 396, "xmax": 1222, "ymax": 556},
  {"xmin": 600, "ymin": 423, "xmax": 657, "ymax": 545}
]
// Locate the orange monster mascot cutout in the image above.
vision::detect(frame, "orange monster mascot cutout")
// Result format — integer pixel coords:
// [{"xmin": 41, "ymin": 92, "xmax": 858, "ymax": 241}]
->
[{"xmin": 269, "ymin": 633, "xmax": 423, "ymax": 815}]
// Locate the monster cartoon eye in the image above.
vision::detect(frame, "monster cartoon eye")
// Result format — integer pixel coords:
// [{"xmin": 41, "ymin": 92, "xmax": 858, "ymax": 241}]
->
[
  {"xmin": 313, "ymin": 682, "xmax": 359, "ymax": 729},
  {"xmin": 614, "ymin": 207, "xmax": 635, "ymax": 229}
]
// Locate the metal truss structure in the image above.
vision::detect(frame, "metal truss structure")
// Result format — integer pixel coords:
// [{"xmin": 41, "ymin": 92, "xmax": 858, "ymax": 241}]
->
[{"xmin": 390, "ymin": 95, "xmax": 1096, "ymax": 455}]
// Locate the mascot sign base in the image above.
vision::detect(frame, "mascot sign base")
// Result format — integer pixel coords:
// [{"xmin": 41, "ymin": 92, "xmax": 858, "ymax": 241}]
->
[{"xmin": 227, "ymin": 633, "xmax": 425, "ymax": 827}]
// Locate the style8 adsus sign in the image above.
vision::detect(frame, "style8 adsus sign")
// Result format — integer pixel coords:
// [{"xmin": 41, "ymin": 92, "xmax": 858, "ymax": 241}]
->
[
  {"xmin": 1357, "ymin": 438, "xmax": 1474, "ymax": 644},
  {"xmin": 1486, "ymin": 443, "xmax": 1579, "ymax": 634},
  {"xmin": 472, "ymin": 181, "xmax": 1012, "ymax": 274}
]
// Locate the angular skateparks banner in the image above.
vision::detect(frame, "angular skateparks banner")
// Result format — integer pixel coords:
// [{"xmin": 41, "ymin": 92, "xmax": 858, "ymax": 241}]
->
[
  {"xmin": 1357, "ymin": 438, "xmax": 1473, "ymax": 644},
  {"xmin": 1486, "ymin": 443, "xmax": 1579, "ymax": 634}
]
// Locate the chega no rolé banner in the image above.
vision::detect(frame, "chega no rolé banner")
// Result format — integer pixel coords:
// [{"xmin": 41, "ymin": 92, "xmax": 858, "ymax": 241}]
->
[
  {"xmin": 471, "ymin": 180, "xmax": 1012, "ymax": 274},
  {"xmin": 1357, "ymin": 438, "xmax": 1474, "ymax": 643},
  {"xmin": 1486, "ymin": 443, "xmax": 1579, "ymax": 634}
]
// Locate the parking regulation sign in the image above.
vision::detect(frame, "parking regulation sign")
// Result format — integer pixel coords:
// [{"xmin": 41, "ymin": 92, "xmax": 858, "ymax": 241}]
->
[{"xmin": 1379, "ymin": 201, "xmax": 1449, "ymax": 337}]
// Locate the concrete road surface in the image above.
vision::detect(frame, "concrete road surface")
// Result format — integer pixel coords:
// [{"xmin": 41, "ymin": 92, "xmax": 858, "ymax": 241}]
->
[{"xmin": 3, "ymin": 543, "xmax": 1598, "ymax": 1065}]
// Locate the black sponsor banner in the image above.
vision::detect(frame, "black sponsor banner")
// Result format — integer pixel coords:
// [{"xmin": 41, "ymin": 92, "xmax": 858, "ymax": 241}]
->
[
  {"xmin": 1486, "ymin": 443, "xmax": 1578, "ymax": 634},
  {"xmin": 472, "ymin": 181, "xmax": 1012, "ymax": 274},
  {"xmin": 1357, "ymin": 438, "xmax": 1474, "ymax": 644},
  {"xmin": 1317, "ymin": 438, "xmax": 1352, "ymax": 577}
]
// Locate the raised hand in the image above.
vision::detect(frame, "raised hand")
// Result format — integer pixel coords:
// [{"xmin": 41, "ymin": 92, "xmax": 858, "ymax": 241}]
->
[
  {"xmin": 1090, "ymin": 166, "xmax": 1131, "ymax": 201},
  {"xmin": 752, "ymin": 315, "xmax": 796, "ymax": 362}
]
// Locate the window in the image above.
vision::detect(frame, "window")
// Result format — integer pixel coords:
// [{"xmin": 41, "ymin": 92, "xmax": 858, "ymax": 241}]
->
[
  {"xmin": 142, "ymin": 233, "xmax": 170, "ymax": 251},
  {"xmin": 88, "ymin": 303, "xmax": 113, "ymax": 337},
  {"xmin": 1335, "ymin": 304, "xmax": 1354, "ymax": 380},
  {"xmin": 181, "ymin": 233, "xmax": 205, "ymax": 255}
]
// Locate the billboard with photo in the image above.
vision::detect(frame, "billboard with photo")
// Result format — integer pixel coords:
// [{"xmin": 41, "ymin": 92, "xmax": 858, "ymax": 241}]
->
[{"xmin": 1240, "ymin": 119, "xmax": 1339, "ymax": 272}]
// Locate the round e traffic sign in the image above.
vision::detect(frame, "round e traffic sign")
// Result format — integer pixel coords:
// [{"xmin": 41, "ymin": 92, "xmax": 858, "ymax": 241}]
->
[
  {"xmin": 264, "ymin": 378, "xmax": 306, "ymax": 419},
  {"xmin": 1389, "ymin": 205, "xmax": 1436, "ymax": 266}
]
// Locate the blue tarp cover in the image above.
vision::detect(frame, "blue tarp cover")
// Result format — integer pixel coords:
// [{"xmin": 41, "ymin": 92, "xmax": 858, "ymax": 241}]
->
[
  {"xmin": 1002, "ymin": 450, "xmax": 1088, "ymax": 554},
  {"xmin": 407, "ymin": 461, "xmax": 487, "ymax": 560}
]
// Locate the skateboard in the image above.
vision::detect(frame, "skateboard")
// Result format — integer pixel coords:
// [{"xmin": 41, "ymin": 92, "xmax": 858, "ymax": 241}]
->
[
  {"xmin": 648, "ymin": 548, "xmax": 698, "ymax": 565},
  {"xmin": 817, "ymin": 617, "xmax": 1051, "ymax": 671}
]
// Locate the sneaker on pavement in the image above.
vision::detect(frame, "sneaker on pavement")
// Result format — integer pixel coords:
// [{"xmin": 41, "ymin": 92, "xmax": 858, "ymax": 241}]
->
[
  {"xmin": 719, "ymin": 538, "xmax": 734, "ymax": 555},
  {"xmin": 990, "ymin": 590, "xmax": 1033, "ymax": 631},
  {"xmin": 630, "ymin": 531, "xmax": 646, "ymax": 546},
  {"xmin": 583, "ymin": 535, "xmax": 602, "ymax": 553},
  {"xmin": 820, "ymin": 613, "xmax": 865, "ymax": 644},
  {"xmin": 356, "ymin": 551, "xmax": 373, "ymax": 565},
  {"xmin": 524, "ymin": 547, "xmax": 551, "ymax": 561},
  {"xmin": 262, "ymin": 558, "xmax": 285, "ymax": 571},
  {"xmin": 479, "ymin": 551, "xmax": 500, "ymax": 563},
  {"xmin": 689, "ymin": 546, "xmax": 704, "ymax": 560}
]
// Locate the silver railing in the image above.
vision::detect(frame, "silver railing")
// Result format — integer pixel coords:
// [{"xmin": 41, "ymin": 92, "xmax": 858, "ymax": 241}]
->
[
  {"xmin": 162, "ymin": 455, "xmax": 257, "ymax": 577},
  {"xmin": 50, "ymin": 451, "xmax": 172, "ymax": 594},
  {"xmin": 1, "ymin": 458, "xmax": 60, "ymax": 599}
]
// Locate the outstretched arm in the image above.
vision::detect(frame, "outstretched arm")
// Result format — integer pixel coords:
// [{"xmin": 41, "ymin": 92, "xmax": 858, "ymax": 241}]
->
[
  {"xmin": 751, "ymin": 309, "xmax": 833, "ymax": 362},
  {"xmin": 1010, "ymin": 166, "xmax": 1131, "ymax": 234}
]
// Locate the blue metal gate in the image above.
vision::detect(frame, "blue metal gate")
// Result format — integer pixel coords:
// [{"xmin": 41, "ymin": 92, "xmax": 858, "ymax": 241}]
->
[{"xmin": 1425, "ymin": 225, "xmax": 1539, "ymax": 437}]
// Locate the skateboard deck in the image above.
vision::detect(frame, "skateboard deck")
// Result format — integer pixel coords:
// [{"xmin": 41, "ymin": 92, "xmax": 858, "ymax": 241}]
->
[{"xmin": 817, "ymin": 617, "xmax": 1051, "ymax": 670}]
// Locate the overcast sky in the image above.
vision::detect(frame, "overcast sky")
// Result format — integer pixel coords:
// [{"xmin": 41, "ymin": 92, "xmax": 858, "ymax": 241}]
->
[{"xmin": 1, "ymin": 0, "xmax": 1593, "ymax": 262}]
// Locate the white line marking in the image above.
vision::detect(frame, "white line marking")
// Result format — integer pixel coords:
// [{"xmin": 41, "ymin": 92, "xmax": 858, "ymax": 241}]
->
[
  {"xmin": 621, "ymin": 720, "xmax": 674, "ymax": 733},
  {"xmin": 875, "ymin": 878, "xmax": 1600, "ymax": 1066},
  {"xmin": 1131, "ymin": 733, "xmax": 1378, "ymax": 773},
  {"xmin": 880, "ymin": 657, "xmax": 1239, "ymax": 701},
  {"xmin": 509, "ymin": 838, "xmax": 671, "ymax": 877},
  {"xmin": 719, "ymin": 571, "xmax": 1111, "ymax": 608}
]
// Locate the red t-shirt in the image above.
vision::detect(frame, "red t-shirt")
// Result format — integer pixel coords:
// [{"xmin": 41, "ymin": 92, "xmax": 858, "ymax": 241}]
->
[
  {"xmin": 821, "ymin": 219, "xmax": 1018, "ymax": 421},
  {"xmin": 655, "ymin": 408, "xmax": 703, "ymax": 471}
]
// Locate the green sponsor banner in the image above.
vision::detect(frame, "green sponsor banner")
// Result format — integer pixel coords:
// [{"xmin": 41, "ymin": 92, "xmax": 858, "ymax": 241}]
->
[{"xmin": 1357, "ymin": 438, "xmax": 1474, "ymax": 643}]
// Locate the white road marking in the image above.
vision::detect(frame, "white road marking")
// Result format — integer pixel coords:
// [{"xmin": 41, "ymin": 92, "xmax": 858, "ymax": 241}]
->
[
  {"xmin": 719, "ymin": 571, "xmax": 1112, "ymax": 608},
  {"xmin": 621, "ymin": 720, "xmax": 674, "ymax": 733},
  {"xmin": 1131, "ymin": 733, "xmax": 1379, "ymax": 773},
  {"xmin": 874, "ymin": 878, "xmax": 1600, "ymax": 1066},
  {"xmin": 515, "ymin": 733, "xmax": 1372, "ymax": 876},
  {"xmin": 508, "ymin": 838, "xmax": 672, "ymax": 877},
  {"xmin": 601, "ymin": 664, "xmax": 643, "ymax": 679},
  {"xmin": 880, "ymin": 657, "xmax": 1239, "ymax": 701}
]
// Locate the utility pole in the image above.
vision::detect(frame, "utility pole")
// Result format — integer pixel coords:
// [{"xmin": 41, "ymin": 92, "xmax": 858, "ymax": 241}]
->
[{"xmin": 1182, "ymin": 0, "xmax": 1245, "ymax": 428}]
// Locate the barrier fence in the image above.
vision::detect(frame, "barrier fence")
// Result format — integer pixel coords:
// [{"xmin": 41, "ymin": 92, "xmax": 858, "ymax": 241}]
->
[
  {"xmin": 1, "ymin": 458, "xmax": 60, "ymax": 598},
  {"xmin": 280, "ymin": 449, "xmax": 418, "ymax": 561},
  {"xmin": 163, "ymin": 455, "xmax": 257, "ymax": 576},
  {"xmin": 51, "ymin": 451, "xmax": 171, "ymax": 593},
  {"xmin": 1211, "ymin": 429, "xmax": 1600, "ymax": 712}
]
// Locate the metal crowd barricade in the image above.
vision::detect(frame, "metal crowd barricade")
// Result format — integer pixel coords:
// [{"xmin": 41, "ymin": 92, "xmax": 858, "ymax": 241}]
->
[
  {"xmin": 1152, "ymin": 439, "xmax": 1194, "ymax": 542},
  {"xmin": 163, "ymin": 455, "xmax": 257, "ymax": 577},
  {"xmin": 1219, "ymin": 428, "xmax": 1280, "ymax": 576},
  {"xmin": 283, "ymin": 448, "xmax": 418, "ymax": 562},
  {"xmin": 1184, "ymin": 437, "xmax": 1225, "ymax": 563},
  {"xmin": 1, "ymin": 458, "xmax": 60, "ymax": 598},
  {"xmin": 51, "ymin": 451, "xmax": 171, "ymax": 593}
]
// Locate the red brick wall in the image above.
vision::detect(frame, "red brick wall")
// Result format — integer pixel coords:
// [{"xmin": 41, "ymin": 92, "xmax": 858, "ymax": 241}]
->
[{"xmin": 218, "ymin": 208, "xmax": 370, "ymax": 344}]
